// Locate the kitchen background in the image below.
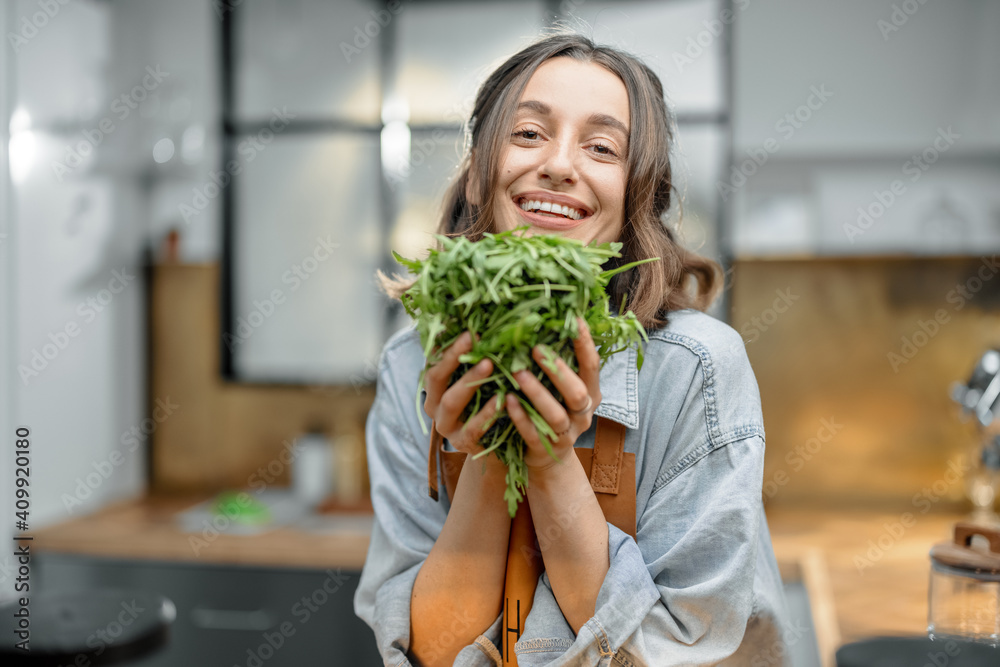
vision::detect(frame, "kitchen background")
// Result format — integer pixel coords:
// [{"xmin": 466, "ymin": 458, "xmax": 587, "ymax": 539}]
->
[{"xmin": 0, "ymin": 0, "xmax": 998, "ymax": 665}]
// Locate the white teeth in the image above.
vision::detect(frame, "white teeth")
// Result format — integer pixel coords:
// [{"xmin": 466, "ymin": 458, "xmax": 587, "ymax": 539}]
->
[{"xmin": 518, "ymin": 198, "xmax": 585, "ymax": 220}]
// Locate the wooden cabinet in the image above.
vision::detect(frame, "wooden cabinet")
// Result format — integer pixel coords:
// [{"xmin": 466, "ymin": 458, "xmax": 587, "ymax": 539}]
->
[{"xmin": 35, "ymin": 552, "xmax": 383, "ymax": 666}]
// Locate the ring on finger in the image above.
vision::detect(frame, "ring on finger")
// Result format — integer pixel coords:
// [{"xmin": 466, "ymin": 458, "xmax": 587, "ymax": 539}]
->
[{"xmin": 568, "ymin": 394, "xmax": 593, "ymax": 416}]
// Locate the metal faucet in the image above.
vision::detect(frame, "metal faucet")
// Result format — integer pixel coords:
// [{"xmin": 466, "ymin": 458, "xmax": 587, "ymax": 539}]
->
[{"xmin": 953, "ymin": 349, "xmax": 1000, "ymax": 519}]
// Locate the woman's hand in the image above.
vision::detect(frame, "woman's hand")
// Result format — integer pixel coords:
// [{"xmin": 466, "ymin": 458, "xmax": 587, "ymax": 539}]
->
[
  {"xmin": 422, "ymin": 331, "xmax": 503, "ymax": 456},
  {"xmin": 507, "ymin": 317, "xmax": 601, "ymax": 473}
]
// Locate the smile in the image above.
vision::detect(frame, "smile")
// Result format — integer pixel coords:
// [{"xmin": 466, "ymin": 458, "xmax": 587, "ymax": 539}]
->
[
  {"xmin": 518, "ymin": 199, "xmax": 585, "ymax": 220},
  {"xmin": 513, "ymin": 192, "xmax": 592, "ymax": 226}
]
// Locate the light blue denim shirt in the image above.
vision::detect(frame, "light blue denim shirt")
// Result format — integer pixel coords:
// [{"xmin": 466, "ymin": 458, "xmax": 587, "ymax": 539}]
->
[{"xmin": 354, "ymin": 308, "xmax": 792, "ymax": 666}]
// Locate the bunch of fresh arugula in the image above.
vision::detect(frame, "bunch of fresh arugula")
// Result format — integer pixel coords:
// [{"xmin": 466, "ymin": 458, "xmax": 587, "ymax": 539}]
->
[{"xmin": 393, "ymin": 226, "xmax": 656, "ymax": 516}]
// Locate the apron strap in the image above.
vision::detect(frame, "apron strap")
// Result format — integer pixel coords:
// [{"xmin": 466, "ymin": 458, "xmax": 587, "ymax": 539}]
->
[
  {"xmin": 423, "ymin": 415, "xmax": 632, "ymax": 667},
  {"xmin": 590, "ymin": 415, "xmax": 626, "ymax": 495},
  {"xmin": 427, "ymin": 419, "xmax": 443, "ymax": 501}
]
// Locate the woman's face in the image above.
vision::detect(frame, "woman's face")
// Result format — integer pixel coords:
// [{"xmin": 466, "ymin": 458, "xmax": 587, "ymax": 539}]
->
[{"xmin": 489, "ymin": 57, "xmax": 630, "ymax": 245}]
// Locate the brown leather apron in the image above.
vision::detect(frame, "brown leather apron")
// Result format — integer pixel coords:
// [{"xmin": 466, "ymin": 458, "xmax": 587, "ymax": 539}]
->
[{"xmin": 427, "ymin": 417, "xmax": 636, "ymax": 666}]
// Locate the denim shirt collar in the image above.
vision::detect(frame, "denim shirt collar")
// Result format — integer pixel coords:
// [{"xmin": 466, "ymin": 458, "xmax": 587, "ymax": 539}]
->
[{"xmin": 593, "ymin": 342, "xmax": 640, "ymax": 430}]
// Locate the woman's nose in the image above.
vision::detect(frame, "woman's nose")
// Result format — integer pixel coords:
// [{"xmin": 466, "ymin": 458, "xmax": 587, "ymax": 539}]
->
[{"xmin": 538, "ymin": 138, "xmax": 577, "ymax": 185}]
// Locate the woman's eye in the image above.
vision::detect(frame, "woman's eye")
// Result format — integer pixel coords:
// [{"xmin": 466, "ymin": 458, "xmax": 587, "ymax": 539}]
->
[
  {"xmin": 513, "ymin": 129, "xmax": 539, "ymax": 140},
  {"xmin": 592, "ymin": 143, "xmax": 617, "ymax": 157}
]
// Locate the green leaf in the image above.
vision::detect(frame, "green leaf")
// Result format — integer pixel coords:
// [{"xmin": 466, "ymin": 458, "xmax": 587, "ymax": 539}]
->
[{"xmin": 397, "ymin": 227, "xmax": 650, "ymax": 517}]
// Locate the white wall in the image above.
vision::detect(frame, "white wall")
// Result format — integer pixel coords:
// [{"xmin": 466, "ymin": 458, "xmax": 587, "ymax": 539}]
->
[
  {"xmin": 729, "ymin": 0, "xmax": 1000, "ymax": 257},
  {"xmin": 6, "ymin": 0, "xmax": 146, "ymax": 539},
  {"xmin": 0, "ymin": 0, "xmax": 17, "ymax": 605},
  {"xmin": 0, "ymin": 0, "xmax": 218, "ymax": 601},
  {"xmin": 2, "ymin": 0, "xmax": 216, "ymax": 540}
]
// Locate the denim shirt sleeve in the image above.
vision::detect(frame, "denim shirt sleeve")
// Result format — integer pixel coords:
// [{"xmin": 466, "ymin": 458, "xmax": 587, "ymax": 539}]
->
[{"xmin": 353, "ymin": 328, "xmax": 503, "ymax": 667}]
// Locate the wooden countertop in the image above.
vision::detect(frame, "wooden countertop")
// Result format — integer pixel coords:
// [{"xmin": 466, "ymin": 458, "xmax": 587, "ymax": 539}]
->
[
  {"xmin": 31, "ymin": 494, "xmax": 968, "ymax": 649},
  {"xmin": 765, "ymin": 505, "xmax": 965, "ymax": 648},
  {"xmin": 31, "ymin": 493, "xmax": 373, "ymax": 571}
]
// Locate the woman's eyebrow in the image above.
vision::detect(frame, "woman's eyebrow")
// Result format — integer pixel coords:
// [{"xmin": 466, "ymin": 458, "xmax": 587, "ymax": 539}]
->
[
  {"xmin": 587, "ymin": 112, "xmax": 630, "ymax": 139},
  {"xmin": 516, "ymin": 100, "xmax": 629, "ymax": 139}
]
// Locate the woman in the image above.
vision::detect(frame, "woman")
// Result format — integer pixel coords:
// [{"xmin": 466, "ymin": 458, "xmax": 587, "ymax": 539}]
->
[{"xmin": 355, "ymin": 33, "xmax": 791, "ymax": 667}]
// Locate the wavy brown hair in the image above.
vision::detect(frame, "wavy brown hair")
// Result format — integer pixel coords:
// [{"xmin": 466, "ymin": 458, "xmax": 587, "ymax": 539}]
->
[{"xmin": 381, "ymin": 33, "xmax": 722, "ymax": 330}]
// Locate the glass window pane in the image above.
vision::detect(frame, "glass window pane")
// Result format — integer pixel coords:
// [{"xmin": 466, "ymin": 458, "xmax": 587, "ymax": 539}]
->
[
  {"xmin": 669, "ymin": 124, "xmax": 725, "ymax": 266},
  {"xmin": 389, "ymin": 130, "xmax": 463, "ymax": 257},
  {"xmin": 235, "ymin": 0, "xmax": 381, "ymax": 123},
  {"xmin": 561, "ymin": 0, "xmax": 724, "ymax": 115},
  {"xmin": 394, "ymin": 1, "xmax": 545, "ymax": 124},
  {"xmin": 232, "ymin": 133, "xmax": 384, "ymax": 382},
  {"xmin": 386, "ymin": 129, "xmax": 465, "ymax": 336}
]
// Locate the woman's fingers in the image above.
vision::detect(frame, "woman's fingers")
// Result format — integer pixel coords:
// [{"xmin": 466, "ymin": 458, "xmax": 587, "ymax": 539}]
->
[
  {"xmin": 512, "ymin": 323, "xmax": 601, "ymax": 447},
  {"xmin": 506, "ymin": 394, "xmax": 542, "ymax": 449},
  {"xmin": 514, "ymin": 367, "xmax": 575, "ymax": 439},
  {"xmin": 506, "ymin": 394, "xmax": 566, "ymax": 471},
  {"xmin": 454, "ymin": 393, "xmax": 503, "ymax": 453},
  {"xmin": 424, "ymin": 323, "xmax": 602, "ymax": 461},
  {"xmin": 574, "ymin": 318, "xmax": 602, "ymax": 394},
  {"xmin": 531, "ymin": 347, "xmax": 594, "ymax": 412},
  {"xmin": 435, "ymin": 357, "xmax": 494, "ymax": 433},
  {"xmin": 423, "ymin": 331, "xmax": 473, "ymax": 416}
]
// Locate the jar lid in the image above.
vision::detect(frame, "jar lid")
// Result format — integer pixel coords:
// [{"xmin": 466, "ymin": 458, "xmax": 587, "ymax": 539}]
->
[{"xmin": 930, "ymin": 522, "xmax": 1000, "ymax": 575}]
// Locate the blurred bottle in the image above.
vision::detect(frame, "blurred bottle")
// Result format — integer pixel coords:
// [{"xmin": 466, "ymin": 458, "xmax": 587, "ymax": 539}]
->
[{"xmin": 292, "ymin": 430, "xmax": 333, "ymax": 507}]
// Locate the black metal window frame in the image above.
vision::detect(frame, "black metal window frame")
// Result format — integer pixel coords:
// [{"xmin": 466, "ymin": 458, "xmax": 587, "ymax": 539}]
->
[{"xmin": 218, "ymin": 0, "xmax": 734, "ymax": 385}]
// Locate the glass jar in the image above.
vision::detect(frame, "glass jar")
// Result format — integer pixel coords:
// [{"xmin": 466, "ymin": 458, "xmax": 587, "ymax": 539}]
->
[{"xmin": 928, "ymin": 523, "xmax": 1000, "ymax": 647}]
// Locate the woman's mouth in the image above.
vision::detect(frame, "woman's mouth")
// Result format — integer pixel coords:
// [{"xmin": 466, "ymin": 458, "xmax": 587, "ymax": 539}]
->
[
  {"xmin": 518, "ymin": 198, "xmax": 585, "ymax": 220},
  {"xmin": 513, "ymin": 194, "xmax": 591, "ymax": 230}
]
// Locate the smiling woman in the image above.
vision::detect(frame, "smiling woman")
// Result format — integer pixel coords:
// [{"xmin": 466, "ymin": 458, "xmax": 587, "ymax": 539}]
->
[{"xmin": 356, "ymin": 33, "xmax": 792, "ymax": 667}]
